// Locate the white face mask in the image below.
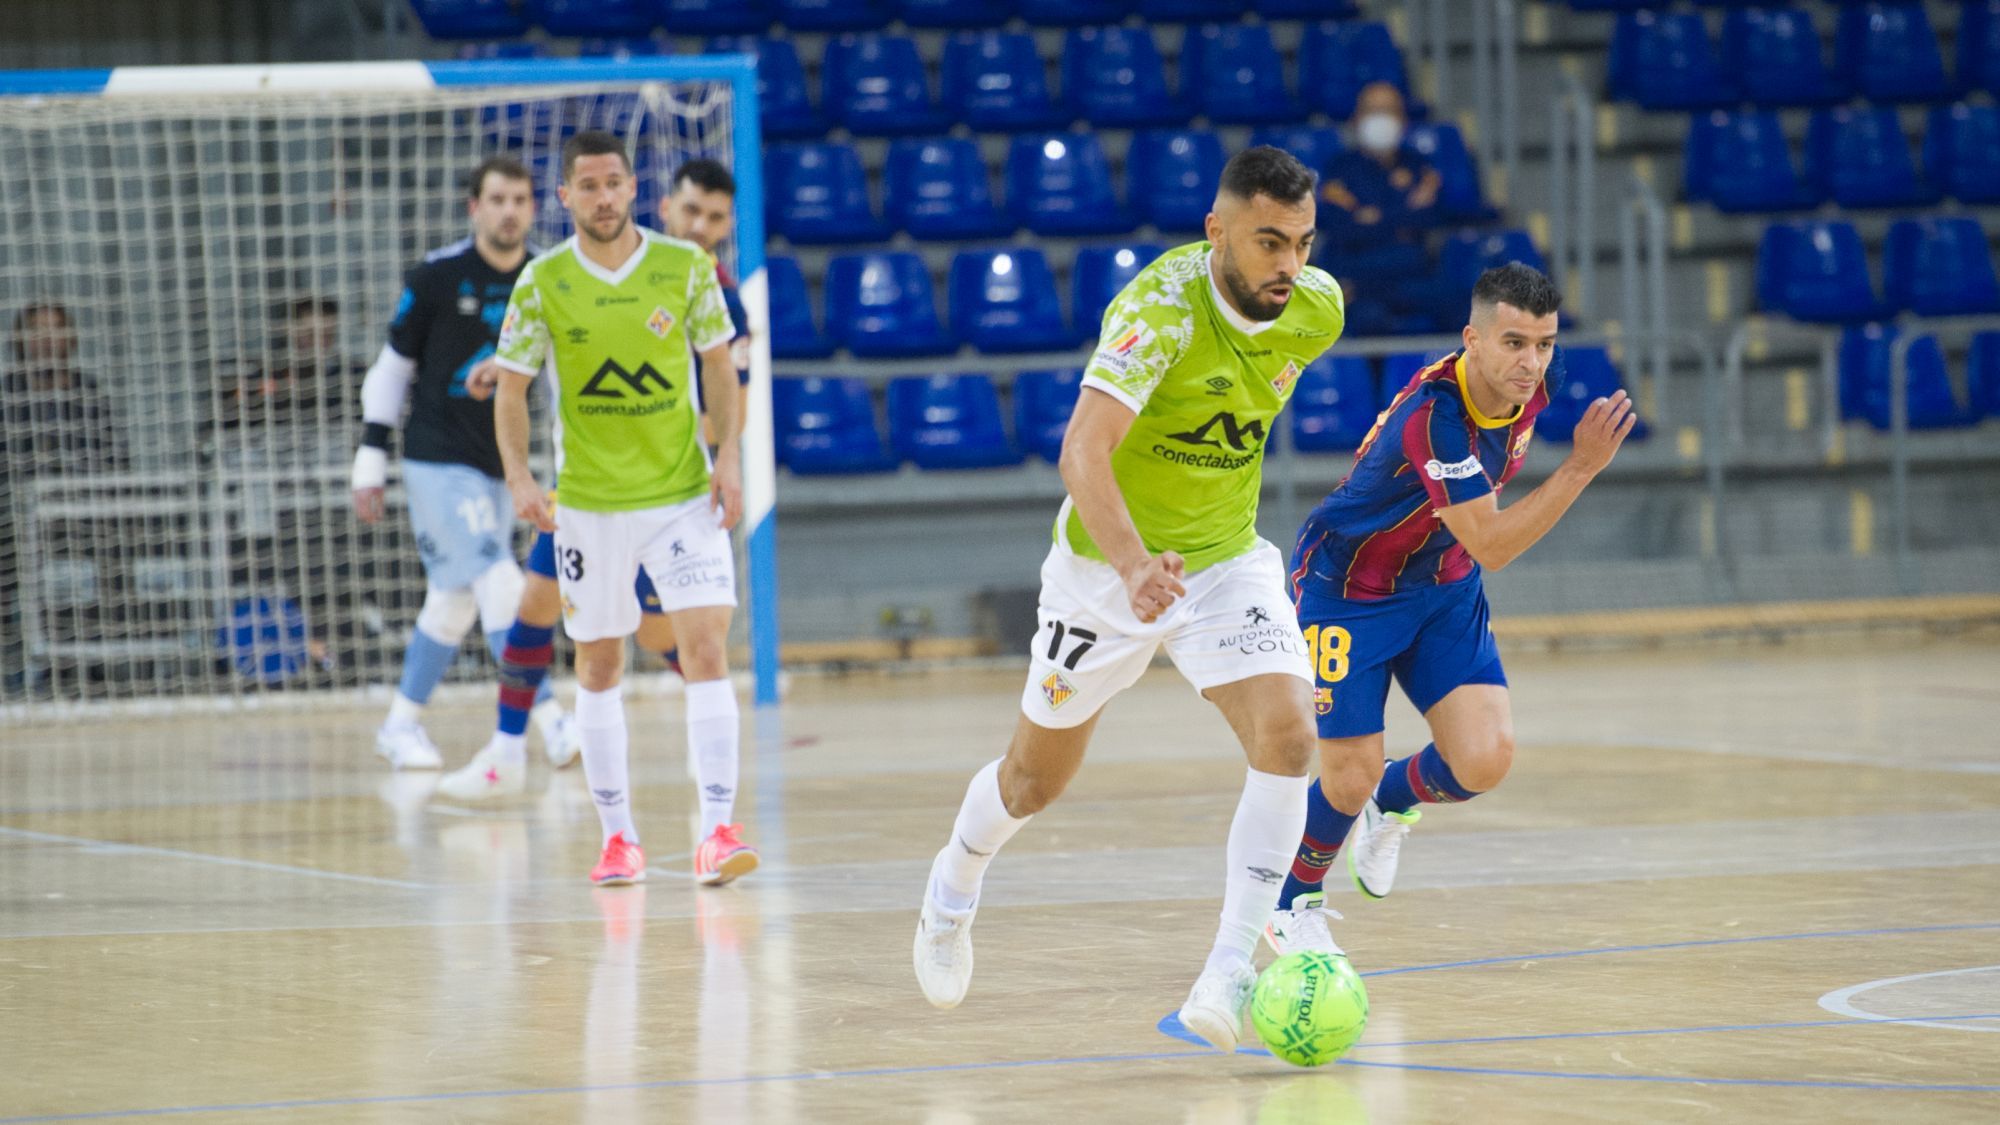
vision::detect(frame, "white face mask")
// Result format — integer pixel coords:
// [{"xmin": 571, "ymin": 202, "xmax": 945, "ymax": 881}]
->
[{"xmin": 1357, "ymin": 112, "xmax": 1404, "ymax": 155}]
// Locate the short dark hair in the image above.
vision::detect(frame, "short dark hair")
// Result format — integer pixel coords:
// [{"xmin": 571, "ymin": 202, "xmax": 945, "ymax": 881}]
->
[
  {"xmin": 277, "ymin": 296, "xmax": 339, "ymax": 322},
  {"xmin": 669, "ymin": 158, "xmax": 735, "ymax": 198},
  {"xmin": 1217, "ymin": 145, "xmax": 1317, "ymax": 205},
  {"xmin": 561, "ymin": 130, "xmax": 631, "ymax": 181},
  {"xmin": 467, "ymin": 154, "xmax": 531, "ymax": 199},
  {"xmin": 1470, "ymin": 262, "xmax": 1563, "ymax": 318},
  {"xmin": 10, "ymin": 300, "xmax": 73, "ymax": 364}
]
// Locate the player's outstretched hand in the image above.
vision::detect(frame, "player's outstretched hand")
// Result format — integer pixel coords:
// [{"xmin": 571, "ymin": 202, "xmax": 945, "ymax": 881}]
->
[
  {"xmin": 710, "ymin": 450, "xmax": 744, "ymax": 532},
  {"xmin": 1122, "ymin": 551, "xmax": 1187, "ymax": 624},
  {"xmin": 352, "ymin": 487, "xmax": 385, "ymax": 524},
  {"xmin": 1567, "ymin": 389, "xmax": 1638, "ymax": 476},
  {"xmin": 465, "ymin": 357, "xmax": 504, "ymax": 402},
  {"xmin": 509, "ymin": 476, "xmax": 557, "ymax": 534}
]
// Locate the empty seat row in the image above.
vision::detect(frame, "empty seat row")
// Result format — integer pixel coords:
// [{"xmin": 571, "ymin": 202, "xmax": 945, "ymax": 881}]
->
[
  {"xmin": 1756, "ymin": 217, "xmax": 2000, "ymax": 323},
  {"xmin": 1683, "ymin": 103, "xmax": 2000, "ymax": 213},
  {"xmin": 766, "ymin": 124, "xmax": 1488, "ymax": 243},
  {"xmin": 414, "ymin": 0, "xmax": 1362, "ymax": 39},
  {"xmin": 766, "ymin": 227, "xmax": 1549, "ymax": 359},
  {"xmin": 1840, "ymin": 325, "xmax": 2000, "ymax": 430},
  {"xmin": 773, "ymin": 347, "xmax": 1646, "ymax": 475},
  {"xmin": 711, "ymin": 23, "xmax": 1413, "ymax": 138},
  {"xmin": 1608, "ymin": 3, "xmax": 1997, "ymax": 110}
]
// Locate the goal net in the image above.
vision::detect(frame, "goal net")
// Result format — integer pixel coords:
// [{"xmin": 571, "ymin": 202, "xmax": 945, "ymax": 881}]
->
[{"xmin": 0, "ymin": 58, "xmax": 776, "ymax": 713}]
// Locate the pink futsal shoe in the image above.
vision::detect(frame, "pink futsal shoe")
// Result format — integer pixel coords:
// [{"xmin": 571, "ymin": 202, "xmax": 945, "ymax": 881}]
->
[
  {"xmin": 590, "ymin": 832, "xmax": 647, "ymax": 886},
  {"xmin": 694, "ymin": 823, "xmax": 760, "ymax": 886}
]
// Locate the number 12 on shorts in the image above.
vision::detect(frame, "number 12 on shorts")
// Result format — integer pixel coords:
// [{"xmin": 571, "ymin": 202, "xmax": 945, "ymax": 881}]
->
[{"xmin": 1303, "ymin": 623, "xmax": 1350, "ymax": 684}]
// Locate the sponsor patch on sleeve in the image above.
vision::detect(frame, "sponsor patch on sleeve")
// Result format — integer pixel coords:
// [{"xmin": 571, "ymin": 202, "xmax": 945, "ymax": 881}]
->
[
  {"xmin": 1091, "ymin": 322, "xmax": 1154, "ymax": 374},
  {"xmin": 1424, "ymin": 456, "xmax": 1485, "ymax": 481}
]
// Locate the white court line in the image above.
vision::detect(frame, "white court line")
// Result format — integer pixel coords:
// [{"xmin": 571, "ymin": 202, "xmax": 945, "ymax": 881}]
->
[
  {"xmin": 1818, "ymin": 965, "xmax": 2000, "ymax": 1033},
  {"xmin": 1547, "ymin": 733, "xmax": 2000, "ymax": 775},
  {"xmin": 0, "ymin": 825, "xmax": 432, "ymax": 890}
]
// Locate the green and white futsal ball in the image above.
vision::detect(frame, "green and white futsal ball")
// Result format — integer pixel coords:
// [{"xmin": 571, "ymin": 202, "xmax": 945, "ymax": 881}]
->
[{"xmin": 1249, "ymin": 951, "xmax": 1369, "ymax": 1067}]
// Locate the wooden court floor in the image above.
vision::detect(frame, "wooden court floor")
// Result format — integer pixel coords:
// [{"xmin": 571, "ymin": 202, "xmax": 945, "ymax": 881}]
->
[{"xmin": 4, "ymin": 635, "xmax": 2000, "ymax": 1123}]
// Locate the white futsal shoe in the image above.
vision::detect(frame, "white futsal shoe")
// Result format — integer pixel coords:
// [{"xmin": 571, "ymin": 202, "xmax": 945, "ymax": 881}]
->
[
  {"xmin": 374, "ymin": 722, "xmax": 442, "ymax": 770},
  {"xmin": 913, "ymin": 849, "xmax": 978, "ymax": 1010},
  {"xmin": 436, "ymin": 740, "xmax": 526, "ymax": 802},
  {"xmin": 535, "ymin": 703, "xmax": 581, "ymax": 769},
  {"xmin": 1263, "ymin": 891, "xmax": 1346, "ymax": 958},
  {"xmin": 1178, "ymin": 962, "xmax": 1258, "ymax": 1052},
  {"xmin": 1348, "ymin": 800, "xmax": 1420, "ymax": 899}
]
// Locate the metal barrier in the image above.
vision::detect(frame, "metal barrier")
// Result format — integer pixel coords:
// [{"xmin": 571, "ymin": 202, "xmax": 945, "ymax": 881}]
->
[{"xmin": 1548, "ymin": 73, "xmax": 1598, "ymax": 323}]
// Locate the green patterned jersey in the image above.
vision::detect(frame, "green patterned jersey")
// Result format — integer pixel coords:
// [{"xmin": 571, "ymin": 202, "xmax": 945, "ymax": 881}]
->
[
  {"xmin": 1064, "ymin": 241, "xmax": 1345, "ymax": 573},
  {"xmin": 494, "ymin": 230, "xmax": 735, "ymax": 513}
]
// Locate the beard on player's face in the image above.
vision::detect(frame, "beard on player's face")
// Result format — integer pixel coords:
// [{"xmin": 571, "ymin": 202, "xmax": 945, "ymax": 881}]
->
[
  {"xmin": 1219, "ymin": 248, "xmax": 1290, "ymax": 322},
  {"xmin": 577, "ymin": 205, "xmax": 630, "ymax": 244}
]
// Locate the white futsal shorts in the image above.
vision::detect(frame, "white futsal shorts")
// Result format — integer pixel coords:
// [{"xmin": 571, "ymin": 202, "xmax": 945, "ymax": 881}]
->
[
  {"xmin": 1018, "ymin": 540, "xmax": 1312, "ymax": 729},
  {"xmin": 552, "ymin": 495, "xmax": 736, "ymax": 642}
]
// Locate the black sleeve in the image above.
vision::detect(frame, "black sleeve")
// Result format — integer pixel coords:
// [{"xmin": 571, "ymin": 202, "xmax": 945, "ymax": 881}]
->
[{"xmin": 385, "ymin": 263, "xmax": 434, "ymax": 360}]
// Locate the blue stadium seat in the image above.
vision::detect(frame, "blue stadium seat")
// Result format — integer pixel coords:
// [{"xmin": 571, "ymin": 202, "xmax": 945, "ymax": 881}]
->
[
  {"xmin": 1072, "ymin": 244, "xmax": 1165, "ymax": 335},
  {"xmin": 1014, "ymin": 368, "xmax": 1083, "ymax": 462},
  {"xmin": 1838, "ymin": 325, "xmax": 1968, "ymax": 429},
  {"xmin": 1925, "ymin": 103, "xmax": 2000, "ymax": 204},
  {"xmin": 1249, "ymin": 125, "xmax": 1345, "ymax": 176},
  {"xmin": 709, "ymin": 36, "xmax": 823, "ymax": 139},
  {"xmin": 579, "ymin": 36, "xmax": 664, "ymax": 58},
  {"xmin": 1962, "ymin": 0, "xmax": 2000, "ymax": 95},
  {"xmin": 1380, "ymin": 351, "xmax": 1451, "ymax": 408},
  {"xmin": 456, "ymin": 41, "xmax": 549, "ymax": 59},
  {"xmin": 1607, "ymin": 10, "xmax": 1734, "ymax": 110},
  {"xmin": 1128, "ymin": 129, "xmax": 1226, "ymax": 233},
  {"xmin": 888, "ymin": 375, "xmax": 1024, "ymax": 469},
  {"xmin": 950, "ymin": 249, "xmax": 1075, "ymax": 353},
  {"xmin": 1684, "ymin": 110, "xmax": 1817, "ymax": 213},
  {"xmin": 1182, "ymin": 23, "xmax": 1302, "ymax": 123},
  {"xmin": 824, "ymin": 252, "xmax": 958, "ymax": 357},
  {"xmin": 1438, "ymin": 229, "xmax": 1548, "ymax": 297},
  {"xmin": 1407, "ymin": 121, "xmax": 1494, "ymax": 222},
  {"xmin": 1140, "ymin": 0, "xmax": 1245, "ymax": 19},
  {"xmin": 1019, "ymin": 0, "xmax": 1130, "ymax": 23},
  {"xmin": 824, "ymin": 34, "xmax": 950, "ymax": 135},
  {"xmin": 530, "ymin": 0, "xmax": 654, "ymax": 37},
  {"xmin": 660, "ymin": 0, "xmax": 772, "ymax": 34},
  {"xmin": 1968, "ymin": 332, "xmax": 2000, "ymax": 419},
  {"xmin": 1720, "ymin": 5, "xmax": 1845, "ymax": 107},
  {"xmin": 773, "ymin": 377, "xmax": 899, "ymax": 474},
  {"xmin": 1299, "ymin": 21, "xmax": 1413, "ymax": 121},
  {"xmin": 411, "ymin": 0, "xmax": 528, "ymax": 38},
  {"xmin": 885, "ymin": 138, "xmax": 1013, "ymax": 240},
  {"xmin": 1804, "ymin": 107, "xmax": 1939, "ymax": 209},
  {"xmin": 1289, "ymin": 356, "xmax": 1378, "ymax": 452},
  {"xmin": 898, "ymin": 0, "xmax": 1015, "ymax": 27},
  {"xmin": 1063, "ymin": 26, "xmax": 1185, "ymax": 128},
  {"xmin": 1006, "ymin": 133, "xmax": 1133, "ymax": 236},
  {"xmin": 1884, "ymin": 217, "xmax": 2000, "ymax": 316},
  {"xmin": 1535, "ymin": 347, "xmax": 1649, "ymax": 443},
  {"xmin": 1835, "ymin": 2, "xmax": 1949, "ymax": 103},
  {"xmin": 1256, "ymin": 0, "xmax": 1360, "ymax": 16},
  {"xmin": 766, "ymin": 143, "xmax": 888, "ymax": 244},
  {"xmin": 766, "ymin": 256, "xmax": 834, "ymax": 360},
  {"xmin": 941, "ymin": 31, "xmax": 1068, "ymax": 131},
  {"xmin": 1755, "ymin": 220, "xmax": 1886, "ymax": 323},
  {"xmin": 777, "ymin": 0, "xmax": 893, "ymax": 31}
]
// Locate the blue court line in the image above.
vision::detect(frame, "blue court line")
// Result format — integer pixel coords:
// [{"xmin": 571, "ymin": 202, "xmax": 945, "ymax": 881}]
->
[
  {"xmin": 1357, "ymin": 920, "xmax": 2000, "ymax": 979},
  {"xmin": 0, "ymin": 1049, "xmax": 1223, "ymax": 1124},
  {"xmin": 1334, "ymin": 1058, "xmax": 2000, "ymax": 1093}
]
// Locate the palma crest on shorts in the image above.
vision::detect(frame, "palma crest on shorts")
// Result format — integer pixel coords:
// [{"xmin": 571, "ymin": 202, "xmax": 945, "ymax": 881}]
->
[{"xmin": 1041, "ymin": 671, "xmax": 1076, "ymax": 710}]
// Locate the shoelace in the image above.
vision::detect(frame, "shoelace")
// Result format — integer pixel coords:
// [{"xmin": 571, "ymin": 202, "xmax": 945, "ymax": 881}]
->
[{"xmin": 1372, "ymin": 816, "xmax": 1413, "ymax": 864}]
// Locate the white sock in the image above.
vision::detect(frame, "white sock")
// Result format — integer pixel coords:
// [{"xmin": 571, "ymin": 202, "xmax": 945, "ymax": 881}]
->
[
  {"xmin": 492, "ymin": 732, "xmax": 528, "ymax": 764},
  {"xmin": 1205, "ymin": 767, "xmax": 1310, "ymax": 975},
  {"xmin": 574, "ymin": 685, "xmax": 635, "ymax": 845},
  {"xmin": 386, "ymin": 694, "xmax": 423, "ymax": 728},
  {"xmin": 932, "ymin": 759, "xmax": 1029, "ymax": 913},
  {"xmin": 685, "ymin": 678, "xmax": 740, "ymax": 839}
]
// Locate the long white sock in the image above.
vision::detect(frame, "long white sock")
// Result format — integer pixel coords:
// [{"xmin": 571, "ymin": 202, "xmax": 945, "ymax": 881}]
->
[
  {"xmin": 932, "ymin": 759, "xmax": 1029, "ymax": 913},
  {"xmin": 1205, "ymin": 767, "xmax": 1311, "ymax": 975},
  {"xmin": 685, "ymin": 678, "xmax": 740, "ymax": 839},
  {"xmin": 575, "ymin": 684, "xmax": 635, "ymax": 845}
]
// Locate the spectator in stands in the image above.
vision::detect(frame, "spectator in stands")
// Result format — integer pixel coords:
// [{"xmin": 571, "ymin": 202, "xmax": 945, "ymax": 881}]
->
[
  {"xmin": 215, "ymin": 296, "xmax": 361, "ymax": 434},
  {"xmin": 1317, "ymin": 82, "xmax": 1453, "ymax": 334}
]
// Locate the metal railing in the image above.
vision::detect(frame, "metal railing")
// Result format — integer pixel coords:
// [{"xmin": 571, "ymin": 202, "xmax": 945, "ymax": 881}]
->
[
  {"xmin": 1548, "ymin": 73, "xmax": 1598, "ymax": 322},
  {"xmin": 1617, "ymin": 175, "xmax": 1672, "ymax": 428}
]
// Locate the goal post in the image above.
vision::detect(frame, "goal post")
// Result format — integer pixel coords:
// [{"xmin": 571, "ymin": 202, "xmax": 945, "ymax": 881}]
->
[{"xmin": 0, "ymin": 56, "xmax": 781, "ymax": 711}]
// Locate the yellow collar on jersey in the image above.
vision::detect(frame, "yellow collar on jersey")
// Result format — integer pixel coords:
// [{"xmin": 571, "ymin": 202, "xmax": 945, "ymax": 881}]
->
[{"xmin": 1455, "ymin": 353, "xmax": 1524, "ymax": 430}]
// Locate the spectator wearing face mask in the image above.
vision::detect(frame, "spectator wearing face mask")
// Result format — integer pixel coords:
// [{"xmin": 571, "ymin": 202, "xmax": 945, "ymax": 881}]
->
[{"xmin": 1316, "ymin": 82, "xmax": 1453, "ymax": 335}]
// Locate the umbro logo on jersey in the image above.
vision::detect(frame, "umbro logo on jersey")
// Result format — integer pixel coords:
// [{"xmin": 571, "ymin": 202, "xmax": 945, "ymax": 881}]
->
[
  {"xmin": 566, "ymin": 327, "xmax": 589, "ymax": 344},
  {"xmin": 647, "ymin": 306, "xmax": 676, "ymax": 339},
  {"xmin": 579, "ymin": 358, "xmax": 673, "ymax": 398},
  {"xmin": 1206, "ymin": 376, "xmax": 1232, "ymax": 396}
]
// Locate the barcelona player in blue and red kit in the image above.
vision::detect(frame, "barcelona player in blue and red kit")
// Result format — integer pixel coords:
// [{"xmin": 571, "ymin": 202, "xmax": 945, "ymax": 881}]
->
[{"xmin": 1263, "ymin": 264, "xmax": 1638, "ymax": 955}]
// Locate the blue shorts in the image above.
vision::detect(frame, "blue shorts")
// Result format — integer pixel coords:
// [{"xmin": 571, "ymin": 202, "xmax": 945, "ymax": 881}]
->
[
  {"xmin": 524, "ymin": 527, "xmax": 662, "ymax": 614},
  {"xmin": 403, "ymin": 460, "xmax": 510, "ymax": 589},
  {"xmin": 1294, "ymin": 577, "xmax": 1507, "ymax": 739}
]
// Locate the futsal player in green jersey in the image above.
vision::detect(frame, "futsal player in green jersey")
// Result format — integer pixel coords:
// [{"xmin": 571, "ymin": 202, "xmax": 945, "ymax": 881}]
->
[
  {"xmin": 912, "ymin": 148, "xmax": 1352, "ymax": 1052},
  {"xmin": 491, "ymin": 131, "xmax": 757, "ymax": 888}
]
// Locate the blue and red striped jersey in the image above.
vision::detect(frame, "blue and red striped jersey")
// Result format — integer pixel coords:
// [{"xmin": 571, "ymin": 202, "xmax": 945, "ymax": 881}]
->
[{"xmin": 1291, "ymin": 351, "xmax": 1549, "ymax": 602}]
